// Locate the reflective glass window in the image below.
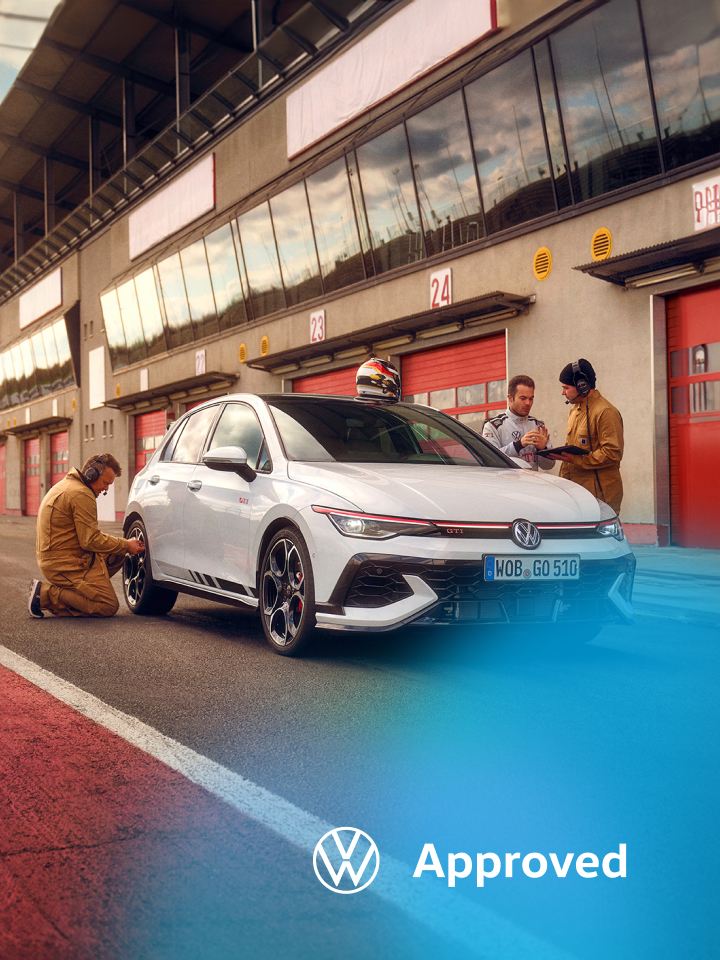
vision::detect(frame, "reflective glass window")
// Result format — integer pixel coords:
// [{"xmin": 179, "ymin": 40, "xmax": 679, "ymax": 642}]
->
[
  {"xmin": 204, "ymin": 224, "xmax": 248, "ymax": 330},
  {"xmin": 691, "ymin": 380, "xmax": 720, "ymax": 412},
  {"xmin": 306, "ymin": 157, "xmax": 366, "ymax": 292},
  {"xmin": 41, "ymin": 323, "xmax": 61, "ymax": 392},
  {"xmin": 466, "ymin": 50, "xmax": 555, "ymax": 233},
  {"xmin": 346, "ymin": 151, "xmax": 375, "ymax": 277},
  {"xmin": 533, "ymin": 40, "xmax": 573, "ymax": 208},
  {"xmin": 20, "ymin": 339, "xmax": 39, "ymax": 400},
  {"xmin": 134, "ymin": 268, "xmax": 167, "ymax": 357},
  {"xmin": 671, "ymin": 386, "xmax": 689, "ymax": 414},
  {"xmin": 642, "ymin": 0, "xmax": 720, "ymax": 170},
  {"xmin": 171, "ymin": 405, "xmax": 220, "ymax": 463},
  {"xmin": 100, "ymin": 289, "xmax": 128, "ymax": 369},
  {"xmin": 117, "ymin": 278, "xmax": 148, "ymax": 364},
  {"xmin": 157, "ymin": 254, "xmax": 193, "ymax": 349},
  {"xmin": 11, "ymin": 345, "xmax": 28, "ymax": 403},
  {"xmin": 356, "ymin": 124, "xmax": 423, "ymax": 273},
  {"xmin": 236, "ymin": 203, "xmax": 286, "ymax": 317},
  {"xmin": 209, "ymin": 402, "xmax": 265, "ymax": 468},
  {"xmin": 429, "ymin": 388, "xmax": 456, "ymax": 410},
  {"xmin": 458, "ymin": 383, "xmax": 486, "ymax": 406},
  {"xmin": 550, "ymin": 0, "xmax": 660, "ymax": 201},
  {"xmin": 53, "ymin": 319, "xmax": 75, "ymax": 388},
  {"xmin": 270, "ymin": 182, "xmax": 323, "ymax": 306},
  {"xmin": 180, "ymin": 239, "xmax": 219, "ymax": 339},
  {"xmin": 406, "ymin": 91, "xmax": 484, "ymax": 255},
  {"xmin": 487, "ymin": 379, "xmax": 506, "ymax": 402},
  {"xmin": 30, "ymin": 331, "xmax": 52, "ymax": 395},
  {"xmin": 2, "ymin": 351, "xmax": 18, "ymax": 406}
]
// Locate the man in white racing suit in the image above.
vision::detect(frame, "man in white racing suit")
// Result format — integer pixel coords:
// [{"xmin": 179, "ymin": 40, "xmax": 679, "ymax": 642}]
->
[{"xmin": 482, "ymin": 374, "xmax": 554, "ymax": 471}]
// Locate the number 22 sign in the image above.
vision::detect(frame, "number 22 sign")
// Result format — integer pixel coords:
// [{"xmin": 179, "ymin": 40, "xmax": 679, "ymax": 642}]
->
[
  {"xmin": 310, "ymin": 309, "xmax": 326, "ymax": 343},
  {"xmin": 430, "ymin": 268, "xmax": 452, "ymax": 309}
]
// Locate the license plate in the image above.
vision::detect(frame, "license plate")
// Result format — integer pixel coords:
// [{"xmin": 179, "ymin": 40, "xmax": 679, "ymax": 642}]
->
[{"xmin": 483, "ymin": 555, "xmax": 580, "ymax": 581}]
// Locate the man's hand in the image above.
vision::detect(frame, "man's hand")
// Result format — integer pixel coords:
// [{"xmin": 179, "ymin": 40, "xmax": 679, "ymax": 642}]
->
[
  {"xmin": 521, "ymin": 427, "xmax": 549, "ymax": 449},
  {"xmin": 126, "ymin": 538, "xmax": 145, "ymax": 556}
]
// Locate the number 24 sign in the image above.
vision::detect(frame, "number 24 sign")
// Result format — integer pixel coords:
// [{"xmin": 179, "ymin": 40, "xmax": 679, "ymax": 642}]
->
[
  {"xmin": 310, "ymin": 309, "xmax": 325, "ymax": 343},
  {"xmin": 430, "ymin": 268, "xmax": 452, "ymax": 309}
]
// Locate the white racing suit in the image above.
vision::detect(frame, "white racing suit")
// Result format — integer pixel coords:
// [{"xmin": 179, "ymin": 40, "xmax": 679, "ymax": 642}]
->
[{"xmin": 481, "ymin": 408, "xmax": 554, "ymax": 471}]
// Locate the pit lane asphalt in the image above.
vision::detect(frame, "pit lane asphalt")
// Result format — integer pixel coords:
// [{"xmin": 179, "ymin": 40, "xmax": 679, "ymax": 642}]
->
[{"xmin": 2, "ymin": 515, "xmax": 718, "ymax": 960}]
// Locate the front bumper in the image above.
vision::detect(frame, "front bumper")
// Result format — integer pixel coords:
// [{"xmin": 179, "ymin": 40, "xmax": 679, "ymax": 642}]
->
[{"xmin": 314, "ymin": 553, "xmax": 636, "ymax": 631}]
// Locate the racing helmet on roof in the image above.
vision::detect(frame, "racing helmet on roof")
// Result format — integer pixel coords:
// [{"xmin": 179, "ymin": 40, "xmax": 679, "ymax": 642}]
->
[{"xmin": 355, "ymin": 357, "xmax": 401, "ymax": 401}]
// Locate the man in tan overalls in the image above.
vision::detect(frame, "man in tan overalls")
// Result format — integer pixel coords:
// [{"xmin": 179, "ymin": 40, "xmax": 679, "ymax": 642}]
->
[
  {"xmin": 550, "ymin": 359, "xmax": 624, "ymax": 514},
  {"xmin": 28, "ymin": 453, "xmax": 144, "ymax": 618}
]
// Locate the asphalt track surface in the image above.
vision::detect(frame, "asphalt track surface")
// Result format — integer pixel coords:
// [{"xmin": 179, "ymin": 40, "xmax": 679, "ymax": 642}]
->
[{"xmin": 1, "ymin": 517, "xmax": 718, "ymax": 960}]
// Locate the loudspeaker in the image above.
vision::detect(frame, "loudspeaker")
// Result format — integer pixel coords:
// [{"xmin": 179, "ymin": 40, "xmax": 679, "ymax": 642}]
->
[{"xmin": 572, "ymin": 360, "xmax": 591, "ymax": 397}]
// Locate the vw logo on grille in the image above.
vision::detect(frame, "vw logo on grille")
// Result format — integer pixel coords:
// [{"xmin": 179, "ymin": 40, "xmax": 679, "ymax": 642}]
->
[{"xmin": 511, "ymin": 518, "xmax": 542, "ymax": 550}]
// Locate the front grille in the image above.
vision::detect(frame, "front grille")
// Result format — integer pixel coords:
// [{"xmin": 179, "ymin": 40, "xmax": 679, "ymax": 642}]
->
[{"xmin": 341, "ymin": 555, "xmax": 635, "ymax": 624}]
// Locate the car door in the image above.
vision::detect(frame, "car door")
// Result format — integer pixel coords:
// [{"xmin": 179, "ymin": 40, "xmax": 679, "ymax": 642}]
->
[
  {"xmin": 141, "ymin": 404, "xmax": 222, "ymax": 580},
  {"xmin": 184, "ymin": 401, "xmax": 270, "ymax": 591}
]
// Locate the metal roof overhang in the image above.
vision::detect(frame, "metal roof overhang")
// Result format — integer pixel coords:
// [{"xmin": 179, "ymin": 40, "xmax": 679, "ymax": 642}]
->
[
  {"xmin": 3, "ymin": 414, "xmax": 72, "ymax": 436},
  {"xmin": 103, "ymin": 370, "xmax": 234, "ymax": 411},
  {"xmin": 248, "ymin": 292, "xmax": 534, "ymax": 374},
  {"xmin": 575, "ymin": 227, "xmax": 720, "ymax": 287}
]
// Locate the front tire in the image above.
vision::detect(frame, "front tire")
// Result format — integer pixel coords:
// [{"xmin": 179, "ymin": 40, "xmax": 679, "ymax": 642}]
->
[
  {"xmin": 123, "ymin": 519, "xmax": 177, "ymax": 616},
  {"xmin": 259, "ymin": 527, "xmax": 315, "ymax": 656}
]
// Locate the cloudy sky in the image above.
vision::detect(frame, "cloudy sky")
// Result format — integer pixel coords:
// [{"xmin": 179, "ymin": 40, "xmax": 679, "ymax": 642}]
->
[{"xmin": 0, "ymin": 0, "xmax": 59, "ymax": 103}]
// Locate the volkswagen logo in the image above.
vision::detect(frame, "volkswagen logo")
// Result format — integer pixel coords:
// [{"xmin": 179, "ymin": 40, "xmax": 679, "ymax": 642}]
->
[
  {"xmin": 511, "ymin": 518, "xmax": 542, "ymax": 550},
  {"xmin": 313, "ymin": 827, "xmax": 380, "ymax": 894}
]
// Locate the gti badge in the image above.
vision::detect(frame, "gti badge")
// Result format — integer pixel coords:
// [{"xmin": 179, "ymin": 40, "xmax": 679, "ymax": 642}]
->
[{"xmin": 511, "ymin": 518, "xmax": 541, "ymax": 550}]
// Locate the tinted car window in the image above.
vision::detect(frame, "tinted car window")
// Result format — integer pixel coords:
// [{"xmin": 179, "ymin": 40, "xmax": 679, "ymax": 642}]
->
[
  {"xmin": 170, "ymin": 406, "xmax": 219, "ymax": 463},
  {"xmin": 209, "ymin": 403, "xmax": 265, "ymax": 468},
  {"xmin": 268, "ymin": 398, "xmax": 511, "ymax": 466}
]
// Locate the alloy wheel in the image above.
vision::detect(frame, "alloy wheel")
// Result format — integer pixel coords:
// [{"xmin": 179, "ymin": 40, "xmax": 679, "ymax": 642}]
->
[
  {"xmin": 262, "ymin": 537, "xmax": 305, "ymax": 647},
  {"xmin": 123, "ymin": 524, "xmax": 146, "ymax": 609}
]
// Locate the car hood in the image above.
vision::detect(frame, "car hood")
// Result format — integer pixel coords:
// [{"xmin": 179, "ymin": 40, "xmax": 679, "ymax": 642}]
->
[{"xmin": 287, "ymin": 462, "xmax": 604, "ymax": 522}]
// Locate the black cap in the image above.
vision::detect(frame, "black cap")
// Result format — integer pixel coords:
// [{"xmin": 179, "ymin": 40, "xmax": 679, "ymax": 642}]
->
[{"xmin": 559, "ymin": 358, "xmax": 596, "ymax": 389}]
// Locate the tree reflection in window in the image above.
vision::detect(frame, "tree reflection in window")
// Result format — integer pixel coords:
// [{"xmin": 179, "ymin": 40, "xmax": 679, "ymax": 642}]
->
[
  {"xmin": 406, "ymin": 91, "xmax": 484, "ymax": 254},
  {"xmin": 356, "ymin": 124, "xmax": 424, "ymax": 273},
  {"xmin": 550, "ymin": 0, "xmax": 660, "ymax": 200},
  {"xmin": 306, "ymin": 157, "xmax": 366, "ymax": 292},
  {"xmin": 466, "ymin": 50, "xmax": 555, "ymax": 233},
  {"xmin": 236, "ymin": 203, "xmax": 286, "ymax": 317},
  {"xmin": 204, "ymin": 223, "xmax": 248, "ymax": 330},
  {"xmin": 270, "ymin": 181, "xmax": 323, "ymax": 306},
  {"xmin": 157, "ymin": 253, "xmax": 194, "ymax": 349}
]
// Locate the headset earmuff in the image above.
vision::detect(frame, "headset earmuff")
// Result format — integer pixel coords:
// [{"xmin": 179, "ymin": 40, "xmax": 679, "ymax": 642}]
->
[{"xmin": 572, "ymin": 360, "xmax": 590, "ymax": 397}]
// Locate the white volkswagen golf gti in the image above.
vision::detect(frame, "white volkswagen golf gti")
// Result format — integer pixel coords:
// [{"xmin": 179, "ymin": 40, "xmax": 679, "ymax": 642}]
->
[{"xmin": 122, "ymin": 391, "xmax": 635, "ymax": 655}]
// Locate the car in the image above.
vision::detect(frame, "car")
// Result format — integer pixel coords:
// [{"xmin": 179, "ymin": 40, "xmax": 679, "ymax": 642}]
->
[{"xmin": 122, "ymin": 392, "xmax": 636, "ymax": 655}]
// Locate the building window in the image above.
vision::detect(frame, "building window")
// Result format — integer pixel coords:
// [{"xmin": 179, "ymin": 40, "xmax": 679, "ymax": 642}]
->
[
  {"xmin": 306, "ymin": 156, "xmax": 366, "ymax": 292},
  {"xmin": 406, "ymin": 91, "xmax": 484, "ymax": 255},
  {"xmin": 180, "ymin": 239, "xmax": 219, "ymax": 340},
  {"xmin": 466, "ymin": 50, "xmax": 556, "ymax": 233},
  {"xmin": 204, "ymin": 223, "xmax": 248, "ymax": 330},
  {"xmin": 270, "ymin": 181, "xmax": 323, "ymax": 307},
  {"xmin": 550, "ymin": 0, "xmax": 661, "ymax": 201},
  {"xmin": 236, "ymin": 202, "xmax": 286, "ymax": 318}
]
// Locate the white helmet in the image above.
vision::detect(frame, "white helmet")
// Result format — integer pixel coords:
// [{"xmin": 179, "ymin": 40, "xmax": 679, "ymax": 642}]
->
[{"xmin": 356, "ymin": 357, "xmax": 401, "ymax": 401}]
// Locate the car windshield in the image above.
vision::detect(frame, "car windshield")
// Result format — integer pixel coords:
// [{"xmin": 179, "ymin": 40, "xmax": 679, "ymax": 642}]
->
[{"xmin": 267, "ymin": 397, "xmax": 512, "ymax": 466}]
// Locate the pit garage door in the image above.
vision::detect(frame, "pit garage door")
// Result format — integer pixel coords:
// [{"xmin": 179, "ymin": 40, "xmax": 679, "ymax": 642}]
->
[
  {"xmin": 134, "ymin": 410, "xmax": 167, "ymax": 474},
  {"xmin": 50, "ymin": 431, "xmax": 69, "ymax": 488},
  {"xmin": 0, "ymin": 444, "xmax": 5, "ymax": 514},
  {"xmin": 401, "ymin": 334, "xmax": 507, "ymax": 432},
  {"xmin": 667, "ymin": 287, "xmax": 720, "ymax": 547},
  {"xmin": 23, "ymin": 437, "xmax": 41, "ymax": 516},
  {"xmin": 293, "ymin": 366, "xmax": 357, "ymax": 395}
]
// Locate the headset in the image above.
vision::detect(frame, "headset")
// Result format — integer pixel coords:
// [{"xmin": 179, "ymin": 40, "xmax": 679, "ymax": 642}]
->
[
  {"xmin": 571, "ymin": 359, "xmax": 592, "ymax": 397},
  {"xmin": 83, "ymin": 454, "xmax": 111, "ymax": 484}
]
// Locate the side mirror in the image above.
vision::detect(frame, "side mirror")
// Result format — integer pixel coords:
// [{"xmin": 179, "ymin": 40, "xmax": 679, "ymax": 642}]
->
[{"xmin": 203, "ymin": 445, "xmax": 257, "ymax": 482}]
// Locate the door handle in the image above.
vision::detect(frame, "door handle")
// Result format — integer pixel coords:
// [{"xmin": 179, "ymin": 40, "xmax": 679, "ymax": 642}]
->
[
  {"xmin": 187, "ymin": 480, "xmax": 202, "ymax": 491},
  {"xmin": 148, "ymin": 475, "xmax": 160, "ymax": 485}
]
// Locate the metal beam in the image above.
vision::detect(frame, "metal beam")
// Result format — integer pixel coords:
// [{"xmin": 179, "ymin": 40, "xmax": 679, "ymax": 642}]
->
[
  {"xmin": 43, "ymin": 38, "xmax": 177, "ymax": 99},
  {"xmin": 13, "ymin": 192, "xmax": 23, "ymax": 262},
  {"xmin": 120, "ymin": 0, "xmax": 252, "ymax": 54},
  {"xmin": 175, "ymin": 27, "xmax": 191, "ymax": 121},
  {"xmin": 0, "ymin": 131, "xmax": 86, "ymax": 171},
  {"xmin": 122, "ymin": 78, "xmax": 137, "ymax": 164},
  {"xmin": 44, "ymin": 158, "xmax": 56, "ymax": 234},
  {"xmin": 14, "ymin": 80, "xmax": 122, "ymax": 128}
]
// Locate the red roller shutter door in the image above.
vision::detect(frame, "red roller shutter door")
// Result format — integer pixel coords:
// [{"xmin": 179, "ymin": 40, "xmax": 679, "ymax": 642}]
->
[
  {"xmin": 293, "ymin": 366, "xmax": 357, "ymax": 395},
  {"xmin": 134, "ymin": 410, "xmax": 167, "ymax": 474},
  {"xmin": 23, "ymin": 437, "xmax": 41, "ymax": 516},
  {"xmin": 401, "ymin": 334, "xmax": 507, "ymax": 432},
  {"xmin": 667, "ymin": 287, "xmax": 720, "ymax": 547},
  {"xmin": 50, "ymin": 431, "xmax": 69, "ymax": 487},
  {"xmin": 0, "ymin": 444, "xmax": 5, "ymax": 515}
]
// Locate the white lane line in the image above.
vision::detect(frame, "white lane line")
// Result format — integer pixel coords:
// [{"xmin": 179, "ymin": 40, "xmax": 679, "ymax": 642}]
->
[{"xmin": 0, "ymin": 645, "xmax": 576, "ymax": 960}]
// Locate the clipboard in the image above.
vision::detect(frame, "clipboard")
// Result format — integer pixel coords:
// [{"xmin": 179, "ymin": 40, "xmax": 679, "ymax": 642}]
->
[{"xmin": 542, "ymin": 444, "xmax": 589, "ymax": 456}]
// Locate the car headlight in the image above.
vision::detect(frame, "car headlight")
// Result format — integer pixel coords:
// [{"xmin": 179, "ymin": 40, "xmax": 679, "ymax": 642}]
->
[
  {"xmin": 312, "ymin": 506, "xmax": 438, "ymax": 539},
  {"xmin": 596, "ymin": 517, "xmax": 624, "ymax": 541}
]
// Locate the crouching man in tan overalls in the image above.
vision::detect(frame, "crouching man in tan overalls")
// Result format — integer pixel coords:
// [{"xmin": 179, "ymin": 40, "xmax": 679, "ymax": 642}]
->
[{"xmin": 28, "ymin": 453, "xmax": 144, "ymax": 618}]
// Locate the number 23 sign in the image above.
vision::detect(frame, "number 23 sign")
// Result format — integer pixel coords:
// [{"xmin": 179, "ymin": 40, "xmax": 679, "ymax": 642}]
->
[
  {"xmin": 310, "ymin": 309, "xmax": 325, "ymax": 343},
  {"xmin": 430, "ymin": 268, "xmax": 452, "ymax": 309}
]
